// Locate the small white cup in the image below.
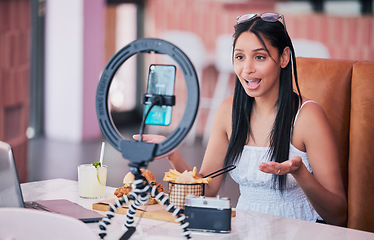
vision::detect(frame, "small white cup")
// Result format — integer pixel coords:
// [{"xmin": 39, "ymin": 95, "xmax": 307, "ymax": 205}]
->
[{"xmin": 78, "ymin": 164, "xmax": 108, "ymax": 199}]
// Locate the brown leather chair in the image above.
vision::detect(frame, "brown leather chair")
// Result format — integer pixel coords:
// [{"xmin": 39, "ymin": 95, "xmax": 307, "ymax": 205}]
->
[
  {"xmin": 296, "ymin": 57, "xmax": 374, "ymax": 233},
  {"xmin": 296, "ymin": 57, "xmax": 353, "ymax": 195},
  {"xmin": 349, "ymin": 61, "xmax": 374, "ymax": 233}
]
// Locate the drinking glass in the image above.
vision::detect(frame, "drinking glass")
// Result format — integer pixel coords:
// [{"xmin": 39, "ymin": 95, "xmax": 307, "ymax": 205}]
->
[{"xmin": 78, "ymin": 164, "xmax": 107, "ymax": 199}]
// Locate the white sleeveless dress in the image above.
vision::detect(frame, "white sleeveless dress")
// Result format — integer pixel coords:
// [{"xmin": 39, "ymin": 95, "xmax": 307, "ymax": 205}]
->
[{"xmin": 229, "ymin": 101, "xmax": 322, "ymax": 222}]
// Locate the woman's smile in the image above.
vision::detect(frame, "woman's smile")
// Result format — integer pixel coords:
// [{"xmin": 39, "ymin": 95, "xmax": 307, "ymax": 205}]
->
[{"xmin": 244, "ymin": 77, "xmax": 262, "ymax": 89}]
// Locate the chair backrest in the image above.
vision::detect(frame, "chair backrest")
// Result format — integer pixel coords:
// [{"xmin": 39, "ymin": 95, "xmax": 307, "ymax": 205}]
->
[
  {"xmin": 296, "ymin": 57, "xmax": 353, "ymax": 193},
  {"xmin": 292, "ymin": 39, "xmax": 330, "ymax": 59},
  {"xmin": 214, "ymin": 34, "xmax": 234, "ymax": 73},
  {"xmin": 0, "ymin": 208, "xmax": 98, "ymax": 240},
  {"xmin": 161, "ymin": 30, "xmax": 207, "ymax": 75},
  {"xmin": 202, "ymin": 34, "xmax": 235, "ymax": 145},
  {"xmin": 349, "ymin": 61, "xmax": 374, "ymax": 232}
]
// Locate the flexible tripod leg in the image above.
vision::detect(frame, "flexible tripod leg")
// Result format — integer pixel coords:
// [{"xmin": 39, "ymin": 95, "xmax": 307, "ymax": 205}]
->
[
  {"xmin": 150, "ymin": 184, "xmax": 192, "ymax": 239},
  {"xmin": 98, "ymin": 166, "xmax": 147, "ymax": 239},
  {"xmin": 121, "ymin": 167, "xmax": 149, "ymax": 238},
  {"xmin": 98, "ymin": 165, "xmax": 192, "ymax": 239}
]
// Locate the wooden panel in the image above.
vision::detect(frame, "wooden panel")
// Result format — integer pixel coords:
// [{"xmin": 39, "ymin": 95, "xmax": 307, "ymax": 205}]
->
[
  {"xmin": 93, "ymin": 201, "xmax": 178, "ymax": 223},
  {"xmin": 0, "ymin": 0, "xmax": 31, "ymax": 183},
  {"xmin": 93, "ymin": 199, "xmax": 236, "ymax": 223}
]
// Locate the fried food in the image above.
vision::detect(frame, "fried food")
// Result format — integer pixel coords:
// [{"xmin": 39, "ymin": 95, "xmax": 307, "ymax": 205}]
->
[
  {"xmin": 163, "ymin": 167, "xmax": 212, "ymax": 184},
  {"xmin": 114, "ymin": 169, "xmax": 165, "ymax": 204}
]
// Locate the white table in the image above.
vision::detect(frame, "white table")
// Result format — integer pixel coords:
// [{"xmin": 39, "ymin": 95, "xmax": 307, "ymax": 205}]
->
[{"xmin": 21, "ymin": 179, "xmax": 374, "ymax": 240}]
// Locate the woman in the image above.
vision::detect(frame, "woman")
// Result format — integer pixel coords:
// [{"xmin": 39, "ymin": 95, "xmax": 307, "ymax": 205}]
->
[{"xmin": 136, "ymin": 13, "xmax": 347, "ymax": 226}]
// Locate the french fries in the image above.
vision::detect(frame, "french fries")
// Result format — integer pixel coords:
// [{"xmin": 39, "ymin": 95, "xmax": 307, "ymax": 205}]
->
[{"xmin": 163, "ymin": 167, "xmax": 212, "ymax": 184}]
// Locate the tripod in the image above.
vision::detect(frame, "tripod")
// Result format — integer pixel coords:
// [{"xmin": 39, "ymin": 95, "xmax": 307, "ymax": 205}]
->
[
  {"xmin": 97, "ymin": 163, "xmax": 191, "ymax": 240},
  {"xmin": 95, "ymin": 38, "xmax": 200, "ymax": 240}
]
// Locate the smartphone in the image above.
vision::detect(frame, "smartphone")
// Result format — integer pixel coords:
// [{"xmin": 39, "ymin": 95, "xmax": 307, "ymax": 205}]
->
[{"xmin": 144, "ymin": 64, "xmax": 176, "ymax": 126}]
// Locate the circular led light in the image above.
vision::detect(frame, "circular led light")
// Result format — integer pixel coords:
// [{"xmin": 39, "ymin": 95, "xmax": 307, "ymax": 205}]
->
[{"xmin": 96, "ymin": 38, "xmax": 199, "ymax": 164}]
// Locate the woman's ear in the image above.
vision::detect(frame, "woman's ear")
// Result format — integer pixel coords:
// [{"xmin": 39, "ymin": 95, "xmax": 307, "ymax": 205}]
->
[{"xmin": 280, "ymin": 47, "xmax": 290, "ymax": 68}]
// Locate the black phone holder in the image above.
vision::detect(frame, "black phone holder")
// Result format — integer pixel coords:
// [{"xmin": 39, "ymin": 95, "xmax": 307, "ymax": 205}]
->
[
  {"xmin": 142, "ymin": 93, "xmax": 175, "ymax": 106},
  {"xmin": 95, "ymin": 38, "xmax": 199, "ymax": 239}
]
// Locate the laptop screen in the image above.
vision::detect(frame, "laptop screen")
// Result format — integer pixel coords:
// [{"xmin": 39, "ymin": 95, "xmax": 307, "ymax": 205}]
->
[
  {"xmin": 0, "ymin": 141, "xmax": 25, "ymax": 208},
  {"xmin": 0, "ymin": 141, "xmax": 104, "ymax": 222}
]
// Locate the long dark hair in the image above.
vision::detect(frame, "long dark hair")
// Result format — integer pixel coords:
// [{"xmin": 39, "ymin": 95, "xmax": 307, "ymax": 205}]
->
[{"xmin": 224, "ymin": 17, "xmax": 302, "ymax": 191}]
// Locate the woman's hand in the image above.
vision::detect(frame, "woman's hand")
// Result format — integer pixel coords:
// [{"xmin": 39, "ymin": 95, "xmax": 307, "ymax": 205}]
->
[
  {"xmin": 258, "ymin": 156, "xmax": 303, "ymax": 175},
  {"xmin": 132, "ymin": 134, "xmax": 176, "ymax": 160},
  {"xmin": 133, "ymin": 134, "xmax": 166, "ymax": 143}
]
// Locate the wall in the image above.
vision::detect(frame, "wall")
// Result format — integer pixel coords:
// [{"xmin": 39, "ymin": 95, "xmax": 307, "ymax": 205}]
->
[
  {"xmin": 44, "ymin": 0, "xmax": 104, "ymax": 142},
  {"xmin": 143, "ymin": 0, "xmax": 374, "ymax": 137},
  {"xmin": 145, "ymin": 0, "xmax": 374, "ymax": 61}
]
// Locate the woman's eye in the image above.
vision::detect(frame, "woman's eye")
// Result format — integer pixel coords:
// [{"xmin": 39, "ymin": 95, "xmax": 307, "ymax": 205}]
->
[
  {"xmin": 255, "ymin": 55, "xmax": 266, "ymax": 60},
  {"xmin": 235, "ymin": 55, "xmax": 244, "ymax": 60}
]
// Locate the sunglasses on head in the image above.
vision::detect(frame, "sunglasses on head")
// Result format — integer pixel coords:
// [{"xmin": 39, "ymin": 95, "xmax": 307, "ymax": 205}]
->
[{"xmin": 236, "ymin": 12, "xmax": 286, "ymax": 30}]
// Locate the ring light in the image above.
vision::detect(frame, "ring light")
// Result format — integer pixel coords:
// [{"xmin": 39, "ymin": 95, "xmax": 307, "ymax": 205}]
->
[{"xmin": 96, "ymin": 38, "xmax": 200, "ymax": 164}]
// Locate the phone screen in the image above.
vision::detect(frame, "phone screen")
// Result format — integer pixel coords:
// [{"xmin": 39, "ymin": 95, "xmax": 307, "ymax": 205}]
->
[{"xmin": 144, "ymin": 64, "xmax": 176, "ymax": 126}]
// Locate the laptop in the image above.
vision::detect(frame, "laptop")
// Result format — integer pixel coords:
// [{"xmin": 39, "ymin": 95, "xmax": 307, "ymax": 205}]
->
[{"xmin": 0, "ymin": 141, "xmax": 104, "ymax": 223}]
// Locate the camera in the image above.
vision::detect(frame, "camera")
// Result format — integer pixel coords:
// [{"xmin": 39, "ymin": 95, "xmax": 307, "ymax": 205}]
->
[{"xmin": 184, "ymin": 195, "xmax": 232, "ymax": 233}]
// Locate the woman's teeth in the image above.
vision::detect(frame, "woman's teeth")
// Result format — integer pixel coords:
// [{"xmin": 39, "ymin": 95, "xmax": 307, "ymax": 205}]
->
[{"xmin": 245, "ymin": 79, "xmax": 261, "ymax": 86}]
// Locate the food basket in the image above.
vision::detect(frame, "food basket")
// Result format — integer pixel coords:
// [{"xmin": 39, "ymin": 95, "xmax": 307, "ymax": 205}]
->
[
  {"xmin": 166, "ymin": 165, "xmax": 236, "ymax": 210},
  {"xmin": 168, "ymin": 182, "xmax": 205, "ymax": 209}
]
